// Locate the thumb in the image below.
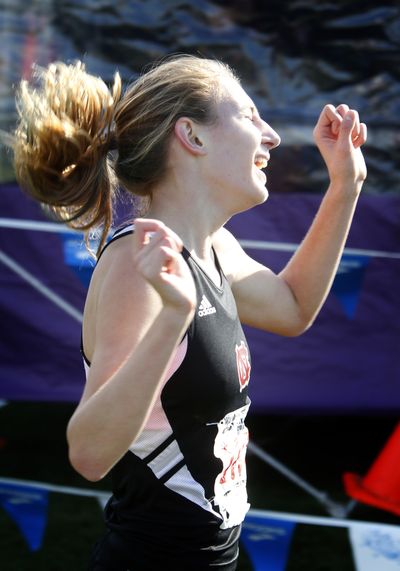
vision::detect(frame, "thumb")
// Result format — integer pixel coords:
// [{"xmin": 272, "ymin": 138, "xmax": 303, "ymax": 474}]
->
[{"xmin": 338, "ymin": 110, "xmax": 357, "ymax": 143}]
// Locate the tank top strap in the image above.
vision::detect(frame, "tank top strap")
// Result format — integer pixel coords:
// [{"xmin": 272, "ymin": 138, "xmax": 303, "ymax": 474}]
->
[{"xmin": 96, "ymin": 224, "xmax": 134, "ymax": 263}]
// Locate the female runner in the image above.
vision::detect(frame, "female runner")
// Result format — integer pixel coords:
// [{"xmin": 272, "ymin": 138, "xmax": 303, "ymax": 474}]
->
[{"xmin": 12, "ymin": 54, "xmax": 366, "ymax": 570}]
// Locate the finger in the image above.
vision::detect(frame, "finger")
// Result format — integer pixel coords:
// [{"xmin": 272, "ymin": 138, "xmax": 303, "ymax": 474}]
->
[
  {"xmin": 320, "ymin": 104, "xmax": 342, "ymax": 136},
  {"xmin": 133, "ymin": 218, "xmax": 166, "ymax": 249},
  {"xmin": 332, "ymin": 104, "xmax": 349, "ymax": 135},
  {"xmin": 134, "ymin": 223, "xmax": 184, "ymax": 270},
  {"xmin": 337, "ymin": 110, "xmax": 359, "ymax": 144},
  {"xmin": 353, "ymin": 122, "xmax": 367, "ymax": 148},
  {"xmin": 143, "ymin": 231, "xmax": 183, "ymax": 256},
  {"xmin": 349, "ymin": 109, "xmax": 361, "ymax": 141},
  {"xmin": 321, "ymin": 104, "xmax": 341, "ymax": 125},
  {"xmin": 159, "ymin": 247, "xmax": 183, "ymax": 276},
  {"xmin": 336, "ymin": 106, "xmax": 361, "ymax": 142},
  {"xmin": 337, "ymin": 110, "xmax": 365, "ymax": 148},
  {"xmin": 133, "ymin": 218, "xmax": 183, "ymax": 252},
  {"xmin": 335, "ymin": 104, "xmax": 350, "ymax": 118},
  {"xmin": 136, "ymin": 245, "xmax": 181, "ymax": 281}
]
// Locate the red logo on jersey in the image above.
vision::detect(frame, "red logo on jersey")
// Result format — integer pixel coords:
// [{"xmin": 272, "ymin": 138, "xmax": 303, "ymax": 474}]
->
[{"xmin": 235, "ymin": 341, "xmax": 251, "ymax": 392}]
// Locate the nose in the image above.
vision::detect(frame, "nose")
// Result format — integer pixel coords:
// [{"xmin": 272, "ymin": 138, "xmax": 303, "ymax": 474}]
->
[{"xmin": 261, "ymin": 121, "xmax": 281, "ymax": 150}]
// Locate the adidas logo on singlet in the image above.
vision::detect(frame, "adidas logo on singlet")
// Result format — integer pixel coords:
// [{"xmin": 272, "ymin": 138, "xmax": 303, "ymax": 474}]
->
[{"xmin": 198, "ymin": 294, "xmax": 217, "ymax": 317}]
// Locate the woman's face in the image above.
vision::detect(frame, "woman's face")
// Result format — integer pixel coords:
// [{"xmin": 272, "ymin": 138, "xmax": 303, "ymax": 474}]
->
[{"xmin": 202, "ymin": 76, "xmax": 281, "ymax": 215}]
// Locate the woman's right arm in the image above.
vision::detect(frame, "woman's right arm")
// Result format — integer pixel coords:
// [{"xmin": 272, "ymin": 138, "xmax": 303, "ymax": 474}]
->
[{"xmin": 66, "ymin": 219, "xmax": 196, "ymax": 482}]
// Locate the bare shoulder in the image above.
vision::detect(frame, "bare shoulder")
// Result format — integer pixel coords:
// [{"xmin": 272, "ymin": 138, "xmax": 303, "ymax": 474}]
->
[
  {"xmin": 90, "ymin": 232, "xmax": 147, "ymax": 310},
  {"xmin": 212, "ymin": 226, "xmax": 248, "ymax": 283}
]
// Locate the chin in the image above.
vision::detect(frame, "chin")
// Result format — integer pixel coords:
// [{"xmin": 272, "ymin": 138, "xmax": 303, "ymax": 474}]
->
[
  {"xmin": 259, "ymin": 186, "xmax": 269, "ymax": 203},
  {"xmin": 253, "ymin": 183, "xmax": 269, "ymax": 206},
  {"xmin": 234, "ymin": 187, "xmax": 269, "ymax": 215}
]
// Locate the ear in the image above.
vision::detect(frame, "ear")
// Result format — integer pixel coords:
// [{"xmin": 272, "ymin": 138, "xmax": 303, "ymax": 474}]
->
[{"xmin": 174, "ymin": 117, "xmax": 207, "ymax": 156}]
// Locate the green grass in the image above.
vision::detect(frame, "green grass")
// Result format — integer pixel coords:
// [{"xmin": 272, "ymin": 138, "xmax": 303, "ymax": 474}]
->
[{"xmin": 0, "ymin": 403, "xmax": 398, "ymax": 570}]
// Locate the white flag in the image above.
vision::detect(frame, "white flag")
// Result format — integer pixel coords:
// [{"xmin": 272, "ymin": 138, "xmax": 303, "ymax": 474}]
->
[{"xmin": 349, "ymin": 522, "xmax": 400, "ymax": 570}]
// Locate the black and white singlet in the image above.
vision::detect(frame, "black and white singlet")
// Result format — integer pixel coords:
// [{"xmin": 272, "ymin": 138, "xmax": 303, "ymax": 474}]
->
[{"xmin": 83, "ymin": 226, "xmax": 252, "ymax": 570}]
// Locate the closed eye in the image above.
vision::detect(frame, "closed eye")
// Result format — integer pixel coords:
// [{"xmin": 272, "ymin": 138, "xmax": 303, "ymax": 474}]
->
[
  {"xmin": 241, "ymin": 104, "xmax": 256, "ymax": 121},
  {"xmin": 243, "ymin": 105, "xmax": 262, "ymax": 124}
]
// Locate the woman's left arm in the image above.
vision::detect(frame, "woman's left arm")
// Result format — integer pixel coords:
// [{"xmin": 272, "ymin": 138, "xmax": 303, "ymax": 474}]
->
[{"xmin": 215, "ymin": 104, "xmax": 367, "ymax": 336}]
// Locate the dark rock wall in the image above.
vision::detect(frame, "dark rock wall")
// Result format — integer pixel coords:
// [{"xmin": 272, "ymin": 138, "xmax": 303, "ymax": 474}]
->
[{"xmin": 1, "ymin": 0, "xmax": 399, "ymax": 192}]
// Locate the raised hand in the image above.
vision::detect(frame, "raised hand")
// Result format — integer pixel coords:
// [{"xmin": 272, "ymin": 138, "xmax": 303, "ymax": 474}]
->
[
  {"xmin": 132, "ymin": 218, "xmax": 197, "ymax": 317},
  {"xmin": 313, "ymin": 104, "xmax": 367, "ymax": 192}
]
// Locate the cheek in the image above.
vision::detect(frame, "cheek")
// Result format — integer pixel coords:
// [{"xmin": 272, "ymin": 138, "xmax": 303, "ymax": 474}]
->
[
  {"xmin": 207, "ymin": 125, "xmax": 258, "ymax": 182},
  {"xmin": 223, "ymin": 153, "xmax": 249, "ymax": 182},
  {"xmin": 223, "ymin": 134, "xmax": 255, "ymax": 168}
]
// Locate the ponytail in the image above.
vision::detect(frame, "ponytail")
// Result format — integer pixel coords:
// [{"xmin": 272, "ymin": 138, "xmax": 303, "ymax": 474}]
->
[{"xmin": 12, "ymin": 61, "xmax": 122, "ymax": 255}]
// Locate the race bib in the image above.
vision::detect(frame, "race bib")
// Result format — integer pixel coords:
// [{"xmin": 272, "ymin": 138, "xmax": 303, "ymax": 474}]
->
[{"xmin": 213, "ymin": 403, "xmax": 250, "ymax": 529}]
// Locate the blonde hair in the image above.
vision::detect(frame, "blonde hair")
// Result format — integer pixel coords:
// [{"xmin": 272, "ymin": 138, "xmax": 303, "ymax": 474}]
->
[{"xmin": 12, "ymin": 55, "xmax": 237, "ymax": 254}]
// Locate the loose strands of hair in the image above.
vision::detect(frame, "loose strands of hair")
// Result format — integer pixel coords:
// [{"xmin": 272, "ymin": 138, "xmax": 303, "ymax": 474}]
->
[{"xmin": 13, "ymin": 61, "xmax": 122, "ymax": 256}]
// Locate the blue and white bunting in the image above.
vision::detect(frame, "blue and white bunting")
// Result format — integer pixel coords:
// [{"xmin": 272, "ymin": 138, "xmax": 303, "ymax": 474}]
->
[
  {"xmin": 349, "ymin": 523, "xmax": 400, "ymax": 570},
  {"xmin": 241, "ymin": 512, "xmax": 296, "ymax": 570},
  {"xmin": 332, "ymin": 254, "xmax": 370, "ymax": 319},
  {"xmin": 0, "ymin": 481, "xmax": 49, "ymax": 551}
]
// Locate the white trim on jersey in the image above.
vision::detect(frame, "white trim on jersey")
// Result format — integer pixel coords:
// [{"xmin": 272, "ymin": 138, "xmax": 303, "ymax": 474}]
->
[
  {"xmin": 164, "ymin": 464, "xmax": 223, "ymax": 522},
  {"xmin": 147, "ymin": 439, "xmax": 184, "ymax": 479},
  {"xmin": 129, "ymin": 427, "xmax": 173, "ymax": 460}
]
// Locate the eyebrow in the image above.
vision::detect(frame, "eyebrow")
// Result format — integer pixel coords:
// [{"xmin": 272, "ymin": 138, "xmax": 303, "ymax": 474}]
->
[
  {"xmin": 239, "ymin": 104, "xmax": 255, "ymax": 114},
  {"xmin": 240, "ymin": 103, "xmax": 254, "ymax": 110}
]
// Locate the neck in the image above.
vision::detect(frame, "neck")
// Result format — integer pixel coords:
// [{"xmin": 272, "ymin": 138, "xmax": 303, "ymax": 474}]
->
[{"xmin": 145, "ymin": 180, "xmax": 228, "ymax": 262}]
